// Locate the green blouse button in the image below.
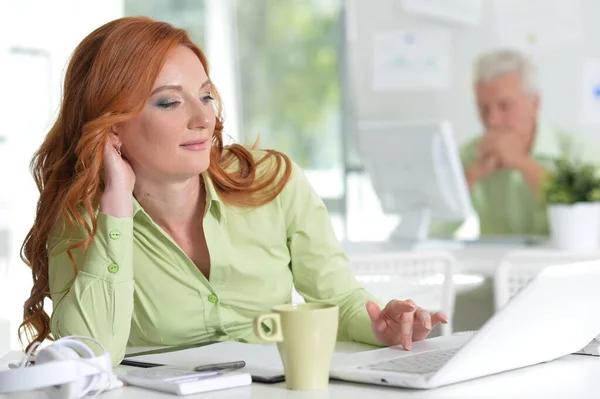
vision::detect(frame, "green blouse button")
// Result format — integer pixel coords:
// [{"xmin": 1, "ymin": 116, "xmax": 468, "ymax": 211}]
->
[
  {"xmin": 108, "ymin": 263, "xmax": 119, "ymax": 273},
  {"xmin": 208, "ymin": 294, "xmax": 218, "ymax": 304},
  {"xmin": 109, "ymin": 230, "xmax": 121, "ymax": 240}
]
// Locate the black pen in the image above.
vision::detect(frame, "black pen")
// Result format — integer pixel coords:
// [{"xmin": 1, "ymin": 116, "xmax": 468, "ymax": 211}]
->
[
  {"xmin": 120, "ymin": 359, "xmax": 164, "ymax": 368},
  {"xmin": 194, "ymin": 360, "xmax": 246, "ymax": 373}
]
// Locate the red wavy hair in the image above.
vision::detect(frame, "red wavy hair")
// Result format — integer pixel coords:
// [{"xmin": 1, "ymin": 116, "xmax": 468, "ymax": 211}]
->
[{"xmin": 19, "ymin": 16, "xmax": 291, "ymax": 351}]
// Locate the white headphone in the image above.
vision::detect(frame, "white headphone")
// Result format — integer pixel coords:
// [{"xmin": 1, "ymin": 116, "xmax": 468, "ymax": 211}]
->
[{"xmin": 0, "ymin": 335, "xmax": 122, "ymax": 399}]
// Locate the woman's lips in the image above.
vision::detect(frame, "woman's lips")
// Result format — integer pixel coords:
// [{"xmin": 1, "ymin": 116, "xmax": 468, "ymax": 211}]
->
[{"xmin": 180, "ymin": 139, "xmax": 209, "ymax": 150}]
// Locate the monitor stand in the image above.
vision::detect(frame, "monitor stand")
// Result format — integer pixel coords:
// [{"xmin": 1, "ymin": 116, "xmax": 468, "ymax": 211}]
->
[
  {"xmin": 388, "ymin": 209, "xmax": 465, "ymax": 251},
  {"xmin": 575, "ymin": 335, "xmax": 600, "ymax": 356},
  {"xmin": 385, "ymin": 237, "xmax": 466, "ymax": 251}
]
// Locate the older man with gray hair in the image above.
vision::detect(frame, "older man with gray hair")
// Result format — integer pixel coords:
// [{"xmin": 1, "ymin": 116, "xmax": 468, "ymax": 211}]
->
[
  {"xmin": 449, "ymin": 49, "xmax": 600, "ymax": 333},
  {"xmin": 460, "ymin": 49, "xmax": 597, "ymax": 236}
]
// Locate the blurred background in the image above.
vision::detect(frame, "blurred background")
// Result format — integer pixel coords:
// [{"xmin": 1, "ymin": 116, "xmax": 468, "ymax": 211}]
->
[{"xmin": 2, "ymin": 0, "xmax": 600, "ymax": 351}]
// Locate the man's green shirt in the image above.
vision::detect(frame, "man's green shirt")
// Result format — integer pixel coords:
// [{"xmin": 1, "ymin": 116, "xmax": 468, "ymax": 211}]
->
[{"xmin": 432, "ymin": 124, "xmax": 600, "ymax": 237}]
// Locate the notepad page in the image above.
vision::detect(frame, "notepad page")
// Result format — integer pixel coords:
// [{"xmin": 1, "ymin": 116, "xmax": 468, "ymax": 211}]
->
[
  {"xmin": 130, "ymin": 342, "xmax": 283, "ymax": 379},
  {"xmin": 129, "ymin": 342, "xmax": 349, "ymax": 379}
]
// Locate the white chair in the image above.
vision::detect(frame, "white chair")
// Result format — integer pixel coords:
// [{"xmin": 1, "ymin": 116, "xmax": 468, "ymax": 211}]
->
[
  {"xmin": 348, "ymin": 251, "xmax": 456, "ymax": 336},
  {"xmin": 494, "ymin": 249, "xmax": 600, "ymax": 311}
]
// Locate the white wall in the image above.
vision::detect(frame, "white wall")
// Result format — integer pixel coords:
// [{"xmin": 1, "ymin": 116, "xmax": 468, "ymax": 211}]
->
[
  {"xmin": 0, "ymin": 0, "xmax": 123, "ymax": 351},
  {"xmin": 345, "ymin": 0, "xmax": 600, "ymax": 145}
]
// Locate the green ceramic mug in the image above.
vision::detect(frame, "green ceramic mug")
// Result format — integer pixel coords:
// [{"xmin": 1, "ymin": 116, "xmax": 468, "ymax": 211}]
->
[{"xmin": 253, "ymin": 303, "xmax": 339, "ymax": 390}]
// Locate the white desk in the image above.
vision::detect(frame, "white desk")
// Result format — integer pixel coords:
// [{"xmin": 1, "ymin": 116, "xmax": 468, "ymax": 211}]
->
[
  {"xmin": 2, "ymin": 344, "xmax": 600, "ymax": 398},
  {"xmin": 115, "ymin": 356, "xmax": 600, "ymax": 398},
  {"xmin": 452, "ymin": 245, "xmax": 519, "ymax": 277},
  {"xmin": 343, "ymin": 240, "xmax": 545, "ymax": 277}
]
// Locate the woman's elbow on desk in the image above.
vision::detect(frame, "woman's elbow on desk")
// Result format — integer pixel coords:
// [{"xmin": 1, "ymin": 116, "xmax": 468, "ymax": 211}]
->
[
  {"xmin": 49, "ymin": 292, "xmax": 133, "ymax": 367},
  {"xmin": 50, "ymin": 319, "xmax": 130, "ymax": 368}
]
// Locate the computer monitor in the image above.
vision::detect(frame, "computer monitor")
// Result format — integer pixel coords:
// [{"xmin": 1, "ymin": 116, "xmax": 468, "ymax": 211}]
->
[{"xmin": 358, "ymin": 120, "xmax": 476, "ymax": 245}]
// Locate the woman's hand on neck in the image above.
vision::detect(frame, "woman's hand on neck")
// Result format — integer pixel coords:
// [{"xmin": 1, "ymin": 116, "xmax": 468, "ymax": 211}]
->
[{"xmin": 133, "ymin": 174, "xmax": 207, "ymax": 232}]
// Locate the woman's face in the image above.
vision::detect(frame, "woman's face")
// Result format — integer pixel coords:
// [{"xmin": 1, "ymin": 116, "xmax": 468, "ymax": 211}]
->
[{"xmin": 114, "ymin": 45, "xmax": 216, "ymax": 182}]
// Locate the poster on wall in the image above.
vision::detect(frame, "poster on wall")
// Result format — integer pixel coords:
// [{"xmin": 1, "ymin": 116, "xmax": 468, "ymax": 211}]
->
[
  {"xmin": 493, "ymin": 0, "xmax": 583, "ymax": 51},
  {"xmin": 402, "ymin": 0, "xmax": 483, "ymax": 26},
  {"xmin": 371, "ymin": 29, "xmax": 452, "ymax": 91},
  {"xmin": 580, "ymin": 60, "xmax": 600, "ymax": 125}
]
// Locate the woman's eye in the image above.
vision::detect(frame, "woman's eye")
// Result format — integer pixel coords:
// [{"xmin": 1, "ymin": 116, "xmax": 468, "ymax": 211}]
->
[
  {"xmin": 156, "ymin": 100, "xmax": 180, "ymax": 109},
  {"xmin": 201, "ymin": 95, "xmax": 215, "ymax": 104}
]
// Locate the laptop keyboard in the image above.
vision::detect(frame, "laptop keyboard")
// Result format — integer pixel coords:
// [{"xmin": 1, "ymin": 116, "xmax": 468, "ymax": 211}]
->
[{"xmin": 359, "ymin": 347, "xmax": 461, "ymax": 375}]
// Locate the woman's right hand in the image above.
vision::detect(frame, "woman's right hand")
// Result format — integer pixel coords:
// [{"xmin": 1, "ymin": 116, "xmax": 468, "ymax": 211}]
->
[
  {"xmin": 103, "ymin": 136, "xmax": 135, "ymax": 193},
  {"xmin": 100, "ymin": 136, "xmax": 135, "ymax": 217}
]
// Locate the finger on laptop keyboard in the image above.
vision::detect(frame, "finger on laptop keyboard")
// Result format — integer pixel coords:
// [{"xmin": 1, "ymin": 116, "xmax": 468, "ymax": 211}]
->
[
  {"xmin": 400, "ymin": 311, "xmax": 414, "ymax": 350},
  {"xmin": 415, "ymin": 308, "xmax": 432, "ymax": 330},
  {"xmin": 431, "ymin": 312, "xmax": 449, "ymax": 325}
]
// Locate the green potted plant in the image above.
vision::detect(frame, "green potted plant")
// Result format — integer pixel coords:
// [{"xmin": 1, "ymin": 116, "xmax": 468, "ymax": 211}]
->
[{"xmin": 542, "ymin": 158, "xmax": 600, "ymax": 250}]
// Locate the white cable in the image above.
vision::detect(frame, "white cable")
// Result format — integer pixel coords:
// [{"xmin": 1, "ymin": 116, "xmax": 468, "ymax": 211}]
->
[
  {"xmin": 19, "ymin": 340, "xmax": 42, "ymax": 368},
  {"xmin": 78, "ymin": 357, "xmax": 113, "ymax": 399},
  {"xmin": 13, "ymin": 335, "xmax": 118, "ymax": 398},
  {"xmin": 59, "ymin": 335, "xmax": 115, "ymax": 398},
  {"xmin": 55, "ymin": 335, "xmax": 109, "ymax": 355}
]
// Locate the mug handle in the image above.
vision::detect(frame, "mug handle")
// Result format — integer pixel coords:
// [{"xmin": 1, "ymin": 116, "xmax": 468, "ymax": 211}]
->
[{"xmin": 253, "ymin": 313, "xmax": 283, "ymax": 342}]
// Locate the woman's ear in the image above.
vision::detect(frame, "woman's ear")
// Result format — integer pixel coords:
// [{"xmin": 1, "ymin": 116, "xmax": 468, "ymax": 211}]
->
[
  {"xmin": 110, "ymin": 125, "xmax": 123, "ymax": 146},
  {"xmin": 108, "ymin": 127, "xmax": 122, "ymax": 148}
]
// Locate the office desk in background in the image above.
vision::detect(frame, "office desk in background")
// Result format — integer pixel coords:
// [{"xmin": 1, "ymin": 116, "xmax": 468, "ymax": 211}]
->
[
  {"xmin": 343, "ymin": 239, "xmax": 551, "ymax": 277},
  {"xmin": 2, "ymin": 343, "xmax": 600, "ymax": 398}
]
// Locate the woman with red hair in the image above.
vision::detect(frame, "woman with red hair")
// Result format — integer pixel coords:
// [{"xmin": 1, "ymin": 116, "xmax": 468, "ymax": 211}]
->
[{"xmin": 20, "ymin": 17, "xmax": 447, "ymax": 365}]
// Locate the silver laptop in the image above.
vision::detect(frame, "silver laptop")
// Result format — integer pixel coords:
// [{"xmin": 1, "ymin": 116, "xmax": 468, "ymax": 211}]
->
[{"xmin": 330, "ymin": 260, "xmax": 600, "ymax": 389}]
